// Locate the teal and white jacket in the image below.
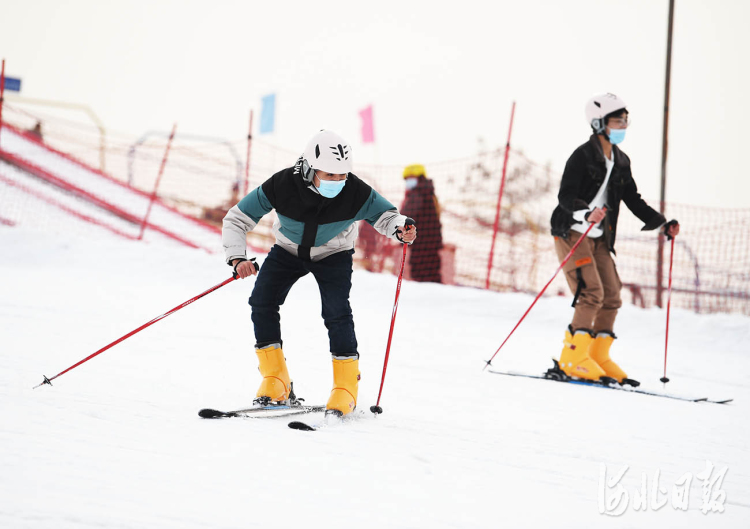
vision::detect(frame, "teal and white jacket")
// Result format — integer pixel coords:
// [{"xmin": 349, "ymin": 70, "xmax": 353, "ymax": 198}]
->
[{"xmin": 223, "ymin": 164, "xmax": 408, "ymax": 263}]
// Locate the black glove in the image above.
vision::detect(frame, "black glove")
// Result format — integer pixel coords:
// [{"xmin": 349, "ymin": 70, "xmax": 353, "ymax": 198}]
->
[{"xmin": 663, "ymin": 219, "xmax": 679, "ymax": 240}]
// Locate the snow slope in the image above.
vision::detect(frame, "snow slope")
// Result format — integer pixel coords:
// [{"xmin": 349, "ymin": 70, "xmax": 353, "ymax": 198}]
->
[{"xmin": 1, "ymin": 225, "xmax": 748, "ymax": 528}]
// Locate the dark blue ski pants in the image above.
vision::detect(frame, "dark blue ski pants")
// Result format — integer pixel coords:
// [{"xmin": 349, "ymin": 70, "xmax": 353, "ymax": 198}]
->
[{"xmin": 249, "ymin": 245, "xmax": 358, "ymax": 356}]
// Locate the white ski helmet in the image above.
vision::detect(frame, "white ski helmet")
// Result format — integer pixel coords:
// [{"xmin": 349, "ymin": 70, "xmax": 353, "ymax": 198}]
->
[
  {"xmin": 585, "ymin": 93, "xmax": 627, "ymax": 134},
  {"xmin": 300, "ymin": 130, "xmax": 353, "ymax": 183}
]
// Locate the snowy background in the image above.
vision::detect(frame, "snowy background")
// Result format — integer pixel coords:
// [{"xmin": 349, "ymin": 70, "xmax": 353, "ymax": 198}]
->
[
  {"xmin": 3, "ymin": 0, "xmax": 750, "ymax": 208},
  {"xmin": 1, "ymin": 226, "xmax": 748, "ymax": 528}
]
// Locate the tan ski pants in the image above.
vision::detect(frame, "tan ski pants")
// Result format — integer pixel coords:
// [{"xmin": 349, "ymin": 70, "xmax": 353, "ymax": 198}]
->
[{"xmin": 554, "ymin": 231, "xmax": 623, "ymax": 333}]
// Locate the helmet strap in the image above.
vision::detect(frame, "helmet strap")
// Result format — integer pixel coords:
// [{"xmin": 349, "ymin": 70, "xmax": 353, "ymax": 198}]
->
[
  {"xmin": 301, "ymin": 158, "xmax": 315, "ymax": 184},
  {"xmin": 591, "ymin": 117, "xmax": 606, "ymax": 135}
]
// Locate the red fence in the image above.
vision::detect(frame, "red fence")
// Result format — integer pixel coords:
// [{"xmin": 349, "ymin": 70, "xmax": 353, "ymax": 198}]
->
[{"xmin": 2, "ymin": 103, "xmax": 748, "ymax": 316}]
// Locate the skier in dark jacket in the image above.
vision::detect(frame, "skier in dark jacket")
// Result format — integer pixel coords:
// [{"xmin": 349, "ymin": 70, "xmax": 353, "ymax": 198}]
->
[
  {"xmin": 400, "ymin": 164, "xmax": 443, "ymax": 282},
  {"xmin": 223, "ymin": 130, "xmax": 416, "ymax": 416},
  {"xmin": 551, "ymin": 93, "xmax": 679, "ymax": 382}
]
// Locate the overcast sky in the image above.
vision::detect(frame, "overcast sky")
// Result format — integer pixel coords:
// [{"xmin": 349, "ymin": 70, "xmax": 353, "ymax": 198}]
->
[{"xmin": 2, "ymin": 0, "xmax": 749, "ymax": 208}]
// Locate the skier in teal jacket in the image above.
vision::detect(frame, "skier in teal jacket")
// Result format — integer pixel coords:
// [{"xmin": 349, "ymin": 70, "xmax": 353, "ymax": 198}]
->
[{"xmin": 222, "ymin": 130, "xmax": 416, "ymax": 416}]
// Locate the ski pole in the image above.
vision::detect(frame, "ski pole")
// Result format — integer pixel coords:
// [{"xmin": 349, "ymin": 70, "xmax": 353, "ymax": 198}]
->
[
  {"xmin": 660, "ymin": 237, "xmax": 675, "ymax": 384},
  {"xmin": 33, "ymin": 271, "xmax": 251, "ymax": 389},
  {"xmin": 483, "ymin": 210, "xmax": 604, "ymax": 369},
  {"xmin": 371, "ymin": 218, "xmax": 414, "ymax": 415}
]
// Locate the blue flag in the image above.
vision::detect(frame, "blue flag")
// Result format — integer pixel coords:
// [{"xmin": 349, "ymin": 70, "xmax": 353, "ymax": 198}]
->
[
  {"xmin": 3, "ymin": 76, "xmax": 21, "ymax": 92},
  {"xmin": 260, "ymin": 94, "xmax": 276, "ymax": 134}
]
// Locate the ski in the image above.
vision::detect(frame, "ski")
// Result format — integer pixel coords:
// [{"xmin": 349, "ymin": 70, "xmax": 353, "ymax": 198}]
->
[
  {"xmin": 289, "ymin": 409, "xmax": 367, "ymax": 431},
  {"xmin": 488, "ymin": 360, "xmax": 732, "ymax": 405},
  {"xmin": 289, "ymin": 410, "xmax": 343, "ymax": 431},
  {"xmin": 199, "ymin": 403, "xmax": 326, "ymax": 419},
  {"xmin": 200, "ymin": 383, "xmax": 328, "ymax": 419},
  {"xmin": 288, "ymin": 420, "xmax": 318, "ymax": 431}
]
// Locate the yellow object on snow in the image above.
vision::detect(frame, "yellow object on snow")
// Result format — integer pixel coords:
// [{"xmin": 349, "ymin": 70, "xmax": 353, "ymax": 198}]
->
[
  {"xmin": 326, "ymin": 357, "xmax": 360, "ymax": 415},
  {"xmin": 589, "ymin": 332, "xmax": 628, "ymax": 382},
  {"xmin": 558, "ymin": 328, "xmax": 606, "ymax": 381},
  {"xmin": 255, "ymin": 344, "xmax": 292, "ymax": 402}
]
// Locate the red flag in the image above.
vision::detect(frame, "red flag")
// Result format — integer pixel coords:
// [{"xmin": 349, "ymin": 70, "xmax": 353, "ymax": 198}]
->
[{"xmin": 359, "ymin": 105, "xmax": 375, "ymax": 143}]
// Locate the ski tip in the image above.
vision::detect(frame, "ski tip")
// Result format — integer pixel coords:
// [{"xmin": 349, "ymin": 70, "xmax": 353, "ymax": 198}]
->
[
  {"xmin": 370, "ymin": 405, "xmax": 383, "ymax": 415},
  {"xmin": 198, "ymin": 408, "xmax": 226, "ymax": 419},
  {"xmin": 288, "ymin": 421, "xmax": 316, "ymax": 431}
]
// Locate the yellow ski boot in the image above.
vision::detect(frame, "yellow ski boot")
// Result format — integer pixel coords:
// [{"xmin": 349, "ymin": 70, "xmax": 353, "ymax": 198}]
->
[
  {"xmin": 558, "ymin": 327, "xmax": 606, "ymax": 381},
  {"xmin": 255, "ymin": 343, "xmax": 292, "ymax": 403},
  {"xmin": 326, "ymin": 356, "xmax": 360, "ymax": 416},
  {"xmin": 589, "ymin": 331, "xmax": 628, "ymax": 383}
]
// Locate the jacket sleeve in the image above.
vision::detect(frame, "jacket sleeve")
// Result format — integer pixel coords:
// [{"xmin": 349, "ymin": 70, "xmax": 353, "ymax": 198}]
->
[
  {"xmin": 221, "ymin": 186, "xmax": 273, "ymax": 264},
  {"xmin": 358, "ymin": 189, "xmax": 409, "ymax": 243},
  {"xmin": 621, "ymin": 173, "xmax": 666, "ymax": 231},
  {"xmin": 557, "ymin": 149, "xmax": 592, "ymax": 214}
]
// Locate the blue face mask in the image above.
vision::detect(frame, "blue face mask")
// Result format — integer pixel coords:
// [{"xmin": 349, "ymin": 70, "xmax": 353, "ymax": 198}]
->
[
  {"xmin": 317, "ymin": 179, "xmax": 346, "ymax": 198},
  {"xmin": 608, "ymin": 128, "xmax": 627, "ymax": 145}
]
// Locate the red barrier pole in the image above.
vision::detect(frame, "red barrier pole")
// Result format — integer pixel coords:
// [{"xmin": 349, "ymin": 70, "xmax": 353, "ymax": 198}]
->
[
  {"xmin": 138, "ymin": 123, "xmax": 177, "ymax": 240},
  {"xmin": 244, "ymin": 110, "xmax": 254, "ymax": 196},
  {"xmin": 485, "ymin": 101, "xmax": 516, "ymax": 290},
  {"xmin": 0, "ymin": 59, "xmax": 6, "ymax": 148}
]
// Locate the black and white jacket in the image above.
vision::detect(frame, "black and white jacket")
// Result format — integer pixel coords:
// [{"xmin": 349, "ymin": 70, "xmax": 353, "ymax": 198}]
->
[{"xmin": 550, "ymin": 134, "xmax": 666, "ymax": 253}]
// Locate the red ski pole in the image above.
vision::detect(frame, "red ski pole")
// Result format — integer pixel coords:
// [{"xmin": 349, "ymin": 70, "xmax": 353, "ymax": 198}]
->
[
  {"xmin": 371, "ymin": 219, "xmax": 414, "ymax": 414},
  {"xmin": 660, "ymin": 237, "xmax": 675, "ymax": 384},
  {"xmin": 33, "ymin": 273, "xmax": 246, "ymax": 389},
  {"xmin": 483, "ymin": 211, "xmax": 604, "ymax": 369}
]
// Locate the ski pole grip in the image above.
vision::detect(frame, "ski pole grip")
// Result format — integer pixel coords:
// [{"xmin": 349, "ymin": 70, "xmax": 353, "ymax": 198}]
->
[
  {"xmin": 394, "ymin": 218, "xmax": 415, "ymax": 243},
  {"xmin": 232, "ymin": 258, "xmax": 259, "ymax": 278}
]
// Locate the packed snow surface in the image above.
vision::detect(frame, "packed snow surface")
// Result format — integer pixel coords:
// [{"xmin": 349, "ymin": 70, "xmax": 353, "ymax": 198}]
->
[{"xmin": 1, "ymin": 226, "xmax": 748, "ymax": 528}]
